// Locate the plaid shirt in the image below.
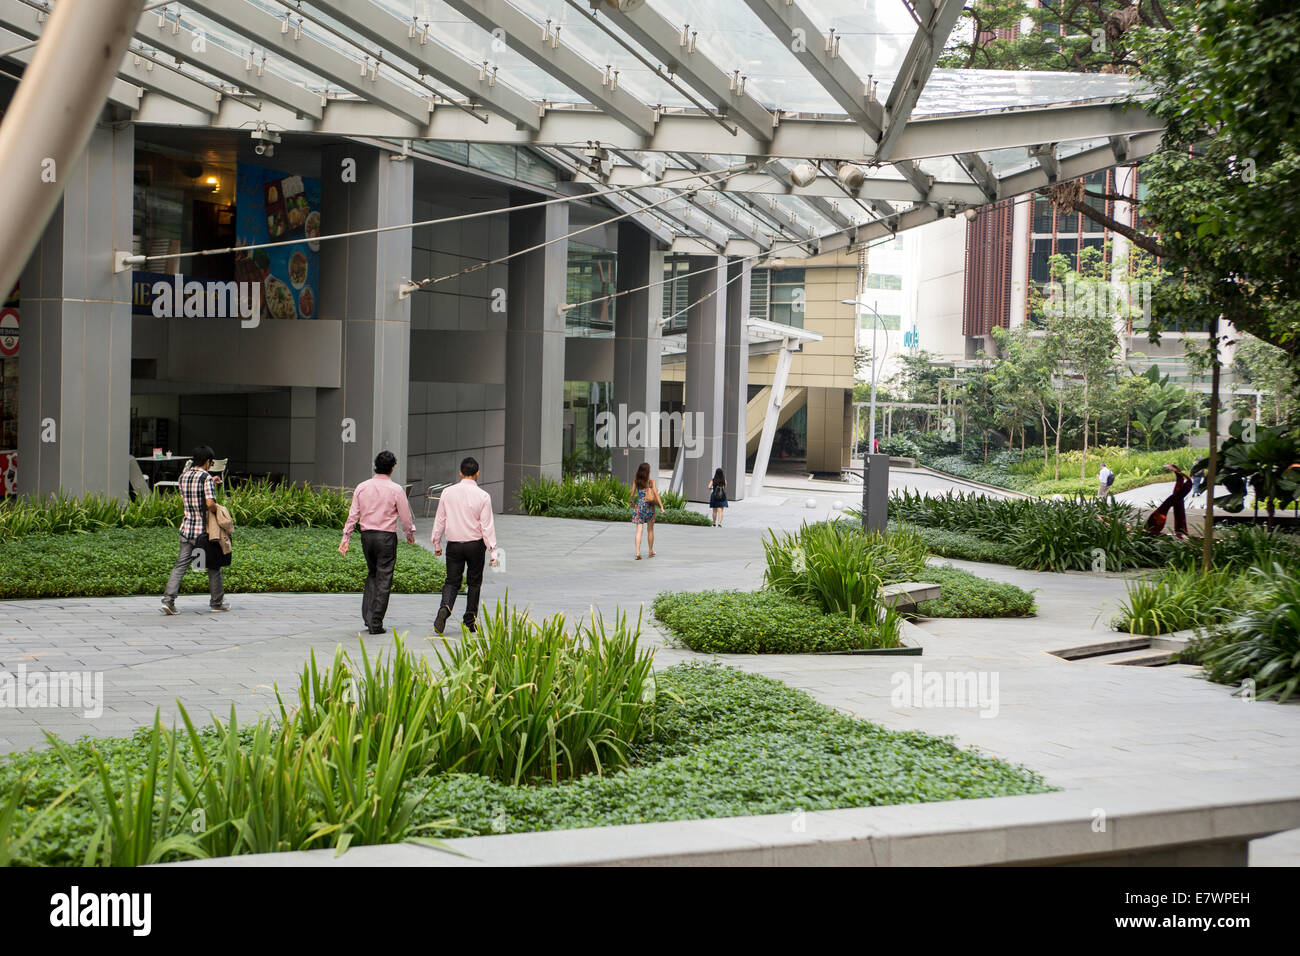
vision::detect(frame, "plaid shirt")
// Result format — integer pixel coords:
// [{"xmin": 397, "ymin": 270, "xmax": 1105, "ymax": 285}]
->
[{"xmin": 179, "ymin": 468, "xmax": 214, "ymax": 539}]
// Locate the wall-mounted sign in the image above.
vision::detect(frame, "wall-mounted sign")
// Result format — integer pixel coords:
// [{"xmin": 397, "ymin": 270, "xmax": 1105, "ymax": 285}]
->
[
  {"xmin": 0, "ymin": 308, "xmax": 16, "ymax": 357},
  {"xmin": 903, "ymin": 323, "xmax": 920, "ymax": 350},
  {"xmin": 235, "ymin": 165, "xmax": 321, "ymax": 320}
]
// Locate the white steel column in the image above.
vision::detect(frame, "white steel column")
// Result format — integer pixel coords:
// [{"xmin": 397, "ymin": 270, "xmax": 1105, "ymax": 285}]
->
[
  {"xmin": 0, "ymin": 0, "xmax": 144, "ymax": 299},
  {"xmin": 749, "ymin": 338, "xmax": 794, "ymax": 498}
]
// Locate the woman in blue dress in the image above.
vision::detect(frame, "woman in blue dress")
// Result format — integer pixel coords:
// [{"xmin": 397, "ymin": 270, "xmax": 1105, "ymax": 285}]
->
[
  {"xmin": 631, "ymin": 461, "xmax": 664, "ymax": 559},
  {"xmin": 708, "ymin": 467, "xmax": 728, "ymax": 527}
]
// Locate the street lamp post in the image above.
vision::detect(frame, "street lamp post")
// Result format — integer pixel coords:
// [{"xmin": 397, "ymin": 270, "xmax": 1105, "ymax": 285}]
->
[{"xmin": 844, "ymin": 297, "xmax": 888, "ymax": 531}]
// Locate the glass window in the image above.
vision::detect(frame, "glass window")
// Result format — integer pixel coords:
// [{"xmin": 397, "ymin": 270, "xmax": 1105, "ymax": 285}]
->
[
  {"xmin": 769, "ymin": 267, "xmax": 805, "ymax": 329},
  {"xmin": 1031, "ymin": 238, "xmax": 1053, "ymax": 284},
  {"xmin": 468, "ymin": 143, "xmax": 516, "ymax": 178},
  {"xmin": 866, "ymin": 273, "xmax": 902, "ymax": 290},
  {"xmin": 566, "ymin": 242, "xmax": 617, "ymax": 337}
]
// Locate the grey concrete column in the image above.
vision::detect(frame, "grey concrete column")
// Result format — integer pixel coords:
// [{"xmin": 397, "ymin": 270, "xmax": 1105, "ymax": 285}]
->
[
  {"xmin": 504, "ymin": 192, "xmax": 567, "ymax": 508},
  {"xmin": 315, "ymin": 145, "xmax": 413, "ymax": 488},
  {"xmin": 682, "ymin": 255, "xmax": 726, "ymax": 503},
  {"xmin": 723, "ymin": 258, "xmax": 751, "ymax": 501},
  {"xmin": 18, "ymin": 123, "xmax": 133, "ymax": 500},
  {"xmin": 611, "ymin": 222, "xmax": 663, "ymax": 486}
]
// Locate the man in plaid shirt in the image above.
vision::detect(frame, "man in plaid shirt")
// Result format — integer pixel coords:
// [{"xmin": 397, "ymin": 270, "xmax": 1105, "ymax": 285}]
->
[{"xmin": 161, "ymin": 445, "xmax": 228, "ymax": 614}]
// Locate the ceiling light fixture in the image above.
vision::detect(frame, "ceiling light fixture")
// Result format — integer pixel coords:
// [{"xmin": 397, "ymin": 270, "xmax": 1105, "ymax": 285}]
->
[
  {"xmin": 788, "ymin": 162, "xmax": 818, "ymax": 188},
  {"xmin": 837, "ymin": 162, "xmax": 865, "ymax": 191}
]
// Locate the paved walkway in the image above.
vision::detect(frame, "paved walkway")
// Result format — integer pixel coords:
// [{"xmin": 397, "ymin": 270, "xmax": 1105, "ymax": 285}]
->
[{"xmin": 2, "ymin": 473, "xmax": 1297, "ymax": 864}]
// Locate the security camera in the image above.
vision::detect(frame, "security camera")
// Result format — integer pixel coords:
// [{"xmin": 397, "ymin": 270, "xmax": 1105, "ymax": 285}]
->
[{"xmin": 251, "ymin": 127, "xmax": 281, "ymax": 159}]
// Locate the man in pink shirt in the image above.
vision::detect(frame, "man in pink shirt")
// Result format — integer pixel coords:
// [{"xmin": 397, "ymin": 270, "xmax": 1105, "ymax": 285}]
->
[
  {"xmin": 338, "ymin": 450, "xmax": 416, "ymax": 635},
  {"xmin": 431, "ymin": 456, "xmax": 498, "ymax": 634}
]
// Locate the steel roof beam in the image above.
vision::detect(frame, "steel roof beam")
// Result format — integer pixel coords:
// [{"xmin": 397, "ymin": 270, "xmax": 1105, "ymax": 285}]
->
[
  {"xmin": 741, "ymin": 0, "xmax": 884, "ymax": 138},
  {"xmin": 876, "ymin": 0, "xmax": 965, "ymax": 160},
  {"xmin": 132, "ymin": 3, "xmax": 324, "ymax": 118},
  {"xmin": 300, "ymin": 0, "xmax": 540, "ymax": 130},
  {"xmin": 128, "ymin": 84, "xmax": 1163, "ymax": 165},
  {"xmin": 593, "ymin": 2, "xmax": 775, "ymax": 142},
  {"xmin": 955, "ymin": 152, "xmax": 998, "ymax": 201},
  {"xmin": 441, "ymin": 0, "xmax": 654, "ymax": 138},
  {"xmin": 0, "ymin": 22, "xmax": 141, "ymax": 111},
  {"xmin": 185, "ymin": 0, "xmax": 430, "ymax": 127},
  {"xmin": 1029, "ymin": 143, "xmax": 1061, "ymax": 183},
  {"xmin": 997, "ymin": 131, "xmax": 1163, "ymax": 200}
]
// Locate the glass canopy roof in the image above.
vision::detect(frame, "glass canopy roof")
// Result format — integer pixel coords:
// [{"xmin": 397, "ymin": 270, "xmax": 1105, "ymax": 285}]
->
[{"xmin": 0, "ymin": 0, "xmax": 1161, "ymax": 257}]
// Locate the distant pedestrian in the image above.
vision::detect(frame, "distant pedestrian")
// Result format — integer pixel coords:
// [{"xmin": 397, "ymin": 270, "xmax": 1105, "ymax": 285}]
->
[
  {"xmin": 631, "ymin": 461, "xmax": 664, "ymax": 559},
  {"xmin": 1145, "ymin": 463, "xmax": 1193, "ymax": 541},
  {"xmin": 708, "ymin": 467, "xmax": 728, "ymax": 527},
  {"xmin": 1097, "ymin": 462, "xmax": 1115, "ymax": 500},
  {"xmin": 431, "ymin": 457, "xmax": 498, "ymax": 634},
  {"xmin": 339, "ymin": 450, "xmax": 416, "ymax": 635},
  {"xmin": 161, "ymin": 446, "xmax": 228, "ymax": 615}
]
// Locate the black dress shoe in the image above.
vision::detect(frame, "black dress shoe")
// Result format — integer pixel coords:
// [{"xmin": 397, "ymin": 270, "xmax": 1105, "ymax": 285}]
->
[
  {"xmin": 368, "ymin": 626, "xmax": 386, "ymax": 635},
  {"xmin": 462, "ymin": 616, "xmax": 477, "ymax": 634},
  {"xmin": 434, "ymin": 606, "xmax": 450, "ymax": 635}
]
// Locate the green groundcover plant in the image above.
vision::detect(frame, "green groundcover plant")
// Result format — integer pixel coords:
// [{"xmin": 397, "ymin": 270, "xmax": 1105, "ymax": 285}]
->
[
  {"xmin": 1197, "ymin": 565, "xmax": 1300, "ymax": 703},
  {"xmin": 652, "ymin": 590, "xmax": 876, "ymax": 653},
  {"xmin": 912, "ymin": 565, "xmax": 1036, "ymax": 619},
  {"xmin": 543, "ymin": 504, "xmax": 711, "ymax": 526},
  {"xmin": 0, "ymin": 654, "xmax": 1052, "ymax": 865},
  {"xmin": 1115, "ymin": 527, "xmax": 1300, "ymax": 637},
  {"xmin": 889, "ymin": 490, "xmax": 1177, "ymax": 572},
  {"xmin": 0, "ymin": 480, "xmax": 352, "ymax": 540},
  {"xmin": 654, "ymin": 523, "xmax": 1036, "ymax": 652},
  {"xmin": 0, "ymin": 527, "xmax": 445, "ymax": 600},
  {"xmin": 516, "ymin": 474, "xmax": 708, "ymax": 525}
]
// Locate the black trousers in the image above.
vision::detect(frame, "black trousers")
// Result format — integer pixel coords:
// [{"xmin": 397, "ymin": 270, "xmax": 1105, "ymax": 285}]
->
[
  {"xmin": 441, "ymin": 539, "xmax": 487, "ymax": 623},
  {"xmin": 360, "ymin": 530, "xmax": 398, "ymax": 629}
]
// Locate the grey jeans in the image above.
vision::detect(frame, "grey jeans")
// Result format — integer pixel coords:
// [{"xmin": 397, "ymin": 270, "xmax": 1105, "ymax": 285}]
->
[{"xmin": 163, "ymin": 534, "xmax": 224, "ymax": 606}]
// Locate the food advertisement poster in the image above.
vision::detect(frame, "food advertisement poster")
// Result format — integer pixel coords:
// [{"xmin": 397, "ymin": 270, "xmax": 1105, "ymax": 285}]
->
[{"xmin": 235, "ymin": 164, "xmax": 321, "ymax": 320}]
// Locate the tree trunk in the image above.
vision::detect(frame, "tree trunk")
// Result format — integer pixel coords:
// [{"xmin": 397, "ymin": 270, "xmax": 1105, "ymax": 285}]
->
[
  {"xmin": 1202, "ymin": 313, "xmax": 1221, "ymax": 574},
  {"xmin": 1054, "ymin": 397, "xmax": 1064, "ymax": 481},
  {"xmin": 1081, "ymin": 377, "xmax": 1090, "ymax": 482}
]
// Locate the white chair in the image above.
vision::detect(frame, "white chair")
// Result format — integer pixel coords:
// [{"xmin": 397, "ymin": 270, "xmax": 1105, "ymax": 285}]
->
[
  {"xmin": 152, "ymin": 459, "xmax": 192, "ymax": 494},
  {"xmin": 209, "ymin": 458, "xmax": 229, "ymax": 494},
  {"xmin": 425, "ymin": 481, "xmax": 452, "ymax": 518},
  {"xmin": 128, "ymin": 458, "xmax": 151, "ymax": 499}
]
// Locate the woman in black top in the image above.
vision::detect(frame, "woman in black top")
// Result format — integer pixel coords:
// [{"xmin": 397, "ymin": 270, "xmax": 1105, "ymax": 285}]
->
[{"xmin": 708, "ymin": 467, "xmax": 728, "ymax": 527}]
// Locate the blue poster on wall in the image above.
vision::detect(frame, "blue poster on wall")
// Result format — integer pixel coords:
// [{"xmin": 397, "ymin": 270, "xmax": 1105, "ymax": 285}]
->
[{"xmin": 235, "ymin": 164, "xmax": 321, "ymax": 320}]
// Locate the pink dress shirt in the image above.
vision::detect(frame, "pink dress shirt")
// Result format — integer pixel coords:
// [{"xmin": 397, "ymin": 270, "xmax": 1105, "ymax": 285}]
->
[
  {"xmin": 432, "ymin": 478, "xmax": 497, "ymax": 551},
  {"xmin": 341, "ymin": 474, "xmax": 416, "ymax": 544}
]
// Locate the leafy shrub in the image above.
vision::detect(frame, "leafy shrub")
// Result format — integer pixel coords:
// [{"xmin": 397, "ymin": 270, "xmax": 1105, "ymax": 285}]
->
[
  {"xmin": 892, "ymin": 523, "xmax": 1020, "ymax": 565},
  {"xmin": 1170, "ymin": 524, "xmax": 1300, "ymax": 573},
  {"xmin": 763, "ymin": 522, "xmax": 924, "ymax": 635},
  {"xmin": 652, "ymin": 589, "xmax": 884, "ymax": 653},
  {"xmin": 1198, "ymin": 563, "xmax": 1300, "ymax": 702},
  {"xmin": 518, "ymin": 474, "xmax": 694, "ymax": 519},
  {"xmin": 0, "ymin": 480, "xmax": 353, "ymax": 539},
  {"xmin": 878, "ymin": 435, "xmax": 921, "ymax": 459},
  {"xmin": 1114, "ymin": 566, "xmax": 1250, "ymax": 635},
  {"xmin": 3, "ymin": 607, "xmax": 655, "ymax": 864},
  {"xmin": 912, "ymin": 564, "xmax": 1036, "ymax": 618},
  {"xmin": 2, "ymin": 663, "xmax": 1053, "ymax": 864},
  {"xmin": 0, "ymin": 527, "xmax": 445, "ymax": 599},
  {"xmin": 889, "ymin": 490, "xmax": 1175, "ymax": 572},
  {"xmin": 544, "ymin": 504, "xmax": 711, "ymax": 526}
]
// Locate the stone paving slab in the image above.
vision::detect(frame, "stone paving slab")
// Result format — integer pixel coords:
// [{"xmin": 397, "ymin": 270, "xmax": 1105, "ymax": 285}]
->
[{"xmin": 3, "ymin": 472, "xmax": 1298, "ymax": 864}]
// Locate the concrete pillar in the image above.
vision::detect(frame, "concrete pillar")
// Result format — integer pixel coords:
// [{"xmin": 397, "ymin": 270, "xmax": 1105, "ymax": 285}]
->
[
  {"xmin": 723, "ymin": 258, "xmax": 750, "ymax": 501},
  {"xmin": 682, "ymin": 255, "xmax": 726, "ymax": 503},
  {"xmin": 315, "ymin": 145, "xmax": 413, "ymax": 489},
  {"xmin": 504, "ymin": 192, "xmax": 567, "ymax": 507},
  {"xmin": 611, "ymin": 222, "xmax": 663, "ymax": 487},
  {"xmin": 18, "ymin": 123, "xmax": 133, "ymax": 500}
]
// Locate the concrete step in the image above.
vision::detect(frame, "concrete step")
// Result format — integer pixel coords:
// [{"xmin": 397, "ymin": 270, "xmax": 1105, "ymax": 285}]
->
[
  {"xmin": 1104, "ymin": 648, "xmax": 1179, "ymax": 667},
  {"xmin": 1048, "ymin": 637, "xmax": 1149, "ymax": 661},
  {"xmin": 881, "ymin": 582, "xmax": 942, "ymax": 608}
]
